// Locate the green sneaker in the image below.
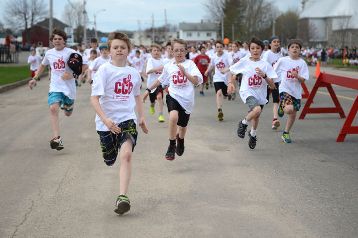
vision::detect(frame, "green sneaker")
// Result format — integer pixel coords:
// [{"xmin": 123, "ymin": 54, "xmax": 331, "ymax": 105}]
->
[
  {"xmin": 114, "ymin": 195, "xmax": 131, "ymax": 215},
  {"xmin": 158, "ymin": 114, "xmax": 165, "ymax": 122},
  {"xmin": 149, "ymin": 105, "xmax": 155, "ymax": 115},
  {"xmin": 282, "ymin": 132, "xmax": 292, "ymax": 143}
]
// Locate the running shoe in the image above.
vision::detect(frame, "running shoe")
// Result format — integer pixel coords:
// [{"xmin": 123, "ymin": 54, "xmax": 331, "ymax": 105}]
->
[
  {"xmin": 149, "ymin": 105, "xmax": 155, "ymax": 115},
  {"xmin": 218, "ymin": 110, "xmax": 224, "ymax": 121},
  {"xmin": 165, "ymin": 143, "xmax": 176, "ymax": 161},
  {"xmin": 237, "ymin": 121, "xmax": 248, "ymax": 138},
  {"xmin": 50, "ymin": 136, "xmax": 64, "ymax": 150},
  {"xmin": 114, "ymin": 195, "xmax": 131, "ymax": 215},
  {"xmin": 248, "ymin": 132, "xmax": 257, "ymax": 149},
  {"xmin": 282, "ymin": 132, "xmax": 292, "ymax": 143},
  {"xmin": 158, "ymin": 114, "xmax": 165, "ymax": 122},
  {"xmin": 175, "ymin": 134, "xmax": 185, "ymax": 156}
]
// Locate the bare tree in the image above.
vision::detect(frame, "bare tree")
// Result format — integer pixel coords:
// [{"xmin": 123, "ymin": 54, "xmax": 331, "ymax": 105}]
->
[
  {"xmin": 62, "ymin": 0, "xmax": 84, "ymax": 28},
  {"xmin": 3, "ymin": 0, "xmax": 46, "ymax": 31},
  {"xmin": 203, "ymin": 0, "xmax": 225, "ymax": 22}
]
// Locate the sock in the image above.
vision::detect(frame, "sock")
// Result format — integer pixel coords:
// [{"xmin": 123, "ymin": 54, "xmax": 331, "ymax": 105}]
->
[
  {"xmin": 242, "ymin": 118, "xmax": 248, "ymax": 125},
  {"xmin": 283, "ymin": 131, "xmax": 289, "ymax": 134},
  {"xmin": 250, "ymin": 128, "xmax": 256, "ymax": 137},
  {"xmin": 169, "ymin": 139, "xmax": 176, "ymax": 146},
  {"xmin": 218, "ymin": 108, "xmax": 222, "ymax": 112}
]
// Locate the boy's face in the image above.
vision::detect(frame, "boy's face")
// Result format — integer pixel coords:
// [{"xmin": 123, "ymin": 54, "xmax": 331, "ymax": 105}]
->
[
  {"xmin": 151, "ymin": 47, "xmax": 161, "ymax": 59},
  {"xmin": 166, "ymin": 45, "xmax": 174, "ymax": 57},
  {"xmin": 90, "ymin": 42, "xmax": 98, "ymax": 49},
  {"xmin": 173, "ymin": 42, "xmax": 186, "ymax": 62},
  {"xmin": 289, "ymin": 44, "xmax": 301, "ymax": 57},
  {"xmin": 51, "ymin": 34, "xmax": 65, "ymax": 50},
  {"xmin": 101, "ymin": 48, "xmax": 109, "ymax": 57},
  {"xmin": 200, "ymin": 47, "xmax": 206, "ymax": 54},
  {"xmin": 110, "ymin": 39, "xmax": 129, "ymax": 61},
  {"xmin": 232, "ymin": 44, "xmax": 238, "ymax": 52},
  {"xmin": 249, "ymin": 43, "xmax": 262, "ymax": 59},
  {"xmin": 31, "ymin": 50, "xmax": 36, "ymax": 55},
  {"xmin": 90, "ymin": 52, "xmax": 97, "ymax": 59},
  {"xmin": 270, "ymin": 39, "xmax": 280, "ymax": 51},
  {"xmin": 216, "ymin": 43, "xmax": 224, "ymax": 54}
]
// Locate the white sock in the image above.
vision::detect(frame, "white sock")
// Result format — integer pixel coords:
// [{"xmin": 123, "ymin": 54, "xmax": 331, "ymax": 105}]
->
[
  {"xmin": 250, "ymin": 128, "xmax": 256, "ymax": 137},
  {"xmin": 242, "ymin": 118, "xmax": 248, "ymax": 125}
]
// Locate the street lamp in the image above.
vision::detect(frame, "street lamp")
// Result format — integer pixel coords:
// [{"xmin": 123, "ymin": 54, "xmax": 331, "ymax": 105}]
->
[{"xmin": 94, "ymin": 9, "xmax": 106, "ymax": 40}]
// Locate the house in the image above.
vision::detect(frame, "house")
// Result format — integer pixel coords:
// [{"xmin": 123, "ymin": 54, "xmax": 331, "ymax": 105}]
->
[
  {"xmin": 298, "ymin": 0, "xmax": 358, "ymax": 47},
  {"xmin": 22, "ymin": 18, "xmax": 69, "ymax": 47},
  {"xmin": 178, "ymin": 22, "xmax": 218, "ymax": 44}
]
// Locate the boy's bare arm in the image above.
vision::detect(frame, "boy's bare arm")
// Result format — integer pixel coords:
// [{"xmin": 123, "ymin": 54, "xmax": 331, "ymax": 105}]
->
[
  {"xmin": 90, "ymin": 96, "xmax": 121, "ymax": 134},
  {"xmin": 135, "ymin": 95, "xmax": 148, "ymax": 134}
]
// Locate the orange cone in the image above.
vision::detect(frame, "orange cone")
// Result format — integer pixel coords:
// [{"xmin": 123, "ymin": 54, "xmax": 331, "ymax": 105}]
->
[{"xmin": 315, "ymin": 61, "xmax": 321, "ymax": 79}]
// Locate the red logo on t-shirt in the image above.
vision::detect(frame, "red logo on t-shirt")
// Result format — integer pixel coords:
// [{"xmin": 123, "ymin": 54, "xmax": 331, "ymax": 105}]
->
[
  {"xmin": 53, "ymin": 57, "xmax": 65, "ymax": 70},
  {"xmin": 248, "ymin": 74, "xmax": 263, "ymax": 87},
  {"xmin": 114, "ymin": 74, "xmax": 133, "ymax": 95},
  {"xmin": 216, "ymin": 61, "xmax": 225, "ymax": 69},
  {"xmin": 287, "ymin": 66, "xmax": 299, "ymax": 80},
  {"xmin": 172, "ymin": 71, "xmax": 187, "ymax": 85}
]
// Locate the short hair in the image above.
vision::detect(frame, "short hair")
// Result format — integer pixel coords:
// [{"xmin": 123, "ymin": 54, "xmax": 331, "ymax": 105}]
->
[
  {"xmin": 249, "ymin": 37, "xmax": 265, "ymax": 51},
  {"xmin": 90, "ymin": 49, "xmax": 98, "ymax": 55},
  {"xmin": 107, "ymin": 32, "xmax": 131, "ymax": 51},
  {"xmin": 171, "ymin": 38, "xmax": 187, "ymax": 48},
  {"xmin": 50, "ymin": 28, "xmax": 67, "ymax": 42},
  {"xmin": 288, "ymin": 39, "xmax": 303, "ymax": 49},
  {"xmin": 198, "ymin": 45, "xmax": 206, "ymax": 51},
  {"xmin": 165, "ymin": 41, "xmax": 172, "ymax": 47},
  {"xmin": 215, "ymin": 40, "xmax": 224, "ymax": 46},
  {"xmin": 151, "ymin": 44, "xmax": 161, "ymax": 50},
  {"xmin": 90, "ymin": 38, "xmax": 98, "ymax": 43},
  {"xmin": 135, "ymin": 49, "xmax": 140, "ymax": 54}
]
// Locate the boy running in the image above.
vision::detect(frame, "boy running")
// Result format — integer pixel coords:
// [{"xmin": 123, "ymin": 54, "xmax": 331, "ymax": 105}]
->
[
  {"xmin": 143, "ymin": 39, "xmax": 203, "ymax": 161},
  {"xmin": 91, "ymin": 32, "xmax": 148, "ymax": 215},
  {"xmin": 274, "ymin": 39, "xmax": 309, "ymax": 143},
  {"xmin": 227, "ymin": 38, "xmax": 277, "ymax": 149}
]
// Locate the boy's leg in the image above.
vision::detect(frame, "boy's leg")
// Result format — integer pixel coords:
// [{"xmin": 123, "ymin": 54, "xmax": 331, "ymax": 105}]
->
[
  {"xmin": 168, "ymin": 110, "xmax": 179, "ymax": 140},
  {"xmin": 118, "ymin": 139, "xmax": 133, "ymax": 196},
  {"xmin": 49, "ymin": 103, "xmax": 61, "ymax": 138},
  {"xmin": 157, "ymin": 92, "xmax": 165, "ymax": 122},
  {"xmin": 216, "ymin": 89, "xmax": 223, "ymax": 110},
  {"xmin": 246, "ymin": 106, "xmax": 262, "ymax": 122},
  {"xmin": 284, "ymin": 105, "xmax": 296, "ymax": 133}
]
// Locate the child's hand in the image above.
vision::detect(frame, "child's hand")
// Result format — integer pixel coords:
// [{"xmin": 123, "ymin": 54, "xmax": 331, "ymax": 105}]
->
[
  {"xmin": 28, "ymin": 79, "xmax": 37, "ymax": 90},
  {"xmin": 61, "ymin": 72, "xmax": 73, "ymax": 80},
  {"xmin": 227, "ymin": 82, "xmax": 235, "ymax": 94},
  {"xmin": 177, "ymin": 63, "xmax": 185, "ymax": 75},
  {"xmin": 255, "ymin": 67, "xmax": 265, "ymax": 78},
  {"xmin": 139, "ymin": 118, "xmax": 148, "ymax": 134},
  {"xmin": 104, "ymin": 118, "xmax": 121, "ymax": 134}
]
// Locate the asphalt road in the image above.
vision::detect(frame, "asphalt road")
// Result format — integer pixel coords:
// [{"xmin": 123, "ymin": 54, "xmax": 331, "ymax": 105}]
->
[{"xmin": 0, "ymin": 66, "xmax": 357, "ymax": 238}]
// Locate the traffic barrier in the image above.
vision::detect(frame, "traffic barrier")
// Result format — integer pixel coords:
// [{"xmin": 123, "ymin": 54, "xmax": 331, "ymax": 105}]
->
[{"xmin": 299, "ymin": 71, "xmax": 358, "ymax": 142}]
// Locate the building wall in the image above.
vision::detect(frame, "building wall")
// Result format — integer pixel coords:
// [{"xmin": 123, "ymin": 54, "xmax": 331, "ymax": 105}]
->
[{"xmin": 179, "ymin": 30, "xmax": 217, "ymax": 42}]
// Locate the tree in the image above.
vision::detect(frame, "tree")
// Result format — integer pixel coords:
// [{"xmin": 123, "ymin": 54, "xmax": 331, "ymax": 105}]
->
[
  {"xmin": 275, "ymin": 11, "xmax": 299, "ymax": 45},
  {"xmin": 3, "ymin": 0, "xmax": 47, "ymax": 43}
]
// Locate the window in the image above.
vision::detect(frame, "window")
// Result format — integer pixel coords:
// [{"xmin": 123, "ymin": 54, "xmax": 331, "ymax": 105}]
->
[
  {"xmin": 206, "ymin": 32, "xmax": 212, "ymax": 37},
  {"xmin": 197, "ymin": 32, "xmax": 200, "ymax": 37},
  {"xmin": 187, "ymin": 32, "xmax": 192, "ymax": 37}
]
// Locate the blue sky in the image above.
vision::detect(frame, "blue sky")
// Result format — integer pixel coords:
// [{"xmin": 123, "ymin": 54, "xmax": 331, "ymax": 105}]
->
[{"xmin": 0, "ymin": 0, "xmax": 300, "ymax": 32}]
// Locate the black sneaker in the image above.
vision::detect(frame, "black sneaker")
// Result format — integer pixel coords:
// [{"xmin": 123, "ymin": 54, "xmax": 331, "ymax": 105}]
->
[
  {"xmin": 176, "ymin": 135, "xmax": 185, "ymax": 156},
  {"xmin": 165, "ymin": 144, "xmax": 176, "ymax": 161},
  {"xmin": 50, "ymin": 136, "xmax": 64, "ymax": 150},
  {"xmin": 114, "ymin": 195, "xmax": 131, "ymax": 215},
  {"xmin": 218, "ymin": 109, "xmax": 224, "ymax": 121},
  {"xmin": 248, "ymin": 132, "xmax": 257, "ymax": 149},
  {"xmin": 237, "ymin": 121, "xmax": 248, "ymax": 138}
]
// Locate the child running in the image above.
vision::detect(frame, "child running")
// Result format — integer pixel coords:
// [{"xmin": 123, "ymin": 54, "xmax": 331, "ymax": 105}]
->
[
  {"xmin": 87, "ymin": 45, "xmax": 110, "ymax": 84},
  {"xmin": 91, "ymin": 32, "xmax": 148, "ymax": 215},
  {"xmin": 143, "ymin": 38, "xmax": 203, "ymax": 161},
  {"xmin": 227, "ymin": 38, "xmax": 277, "ymax": 149},
  {"xmin": 274, "ymin": 39, "xmax": 309, "ymax": 143},
  {"xmin": 145, "ymin": 44, "xmax": 165, "ymax": 122},
  {"xmin": 193, "ymin": 45, "xmax": 210, "ymax": 95},
  {"xmin": 28, "ymin": 29, "xmax": 83, "ymax": 150},
  {"xmin": 262, "ymin": 36, "xmax": 283, "ymax": 130},
  {"xmin": 27, "ymin": 48, "xmax": 42, "ymax": 79}
]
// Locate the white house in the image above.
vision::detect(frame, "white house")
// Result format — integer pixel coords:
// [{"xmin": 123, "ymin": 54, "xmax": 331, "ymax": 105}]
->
[
  {"xmin": 298, "ymin": 0, "xmax": 358, "ymax": 47},
  {"xmin": 178, "ymin": 22, "xmax": 218, "ymax": 43}
]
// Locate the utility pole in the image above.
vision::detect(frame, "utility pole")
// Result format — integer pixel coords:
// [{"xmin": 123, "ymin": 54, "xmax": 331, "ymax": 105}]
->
[
  {"xmin": 49, "ymin": 0, "xmax": 53, "ymax": 46},
  {"xmin": 137, "ymin": 20, "xmax": 142, "ymax": 45},
  {"xmin": 221, "ymin": 16, "xmax": 224, "ymax": 39},
  {"xmin": 151, "ymin": 13, "xmax": 154, "ymax": 44},
  {"xmin": 83, "ymin": 0, "xmax": 87, "ymax": 45}
]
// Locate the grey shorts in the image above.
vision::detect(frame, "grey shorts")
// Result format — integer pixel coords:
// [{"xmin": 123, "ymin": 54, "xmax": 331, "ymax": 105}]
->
[{"xmin": 246, "ymin": 96, "xmax": 264, "ymax": 112}]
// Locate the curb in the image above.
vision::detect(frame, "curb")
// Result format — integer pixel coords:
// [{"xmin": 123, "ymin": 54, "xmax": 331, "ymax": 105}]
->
[{"xmin": 0, "ymin": 73, "xmax": 48, "ymax": 93}]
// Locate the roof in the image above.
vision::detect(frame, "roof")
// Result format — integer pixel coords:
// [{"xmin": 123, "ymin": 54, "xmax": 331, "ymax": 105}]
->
[
  {"xmin": 300, "ymin": 0, "xmax": 358, "ymax": 18},
  {"xmin": 300, "ymin": 0, "xmax": 358, "ymax": 29},
  {"xmin": 179, "ymin": 22, "xmax": 218, "ymax": 32},
  {"xmin": 35, "ymin": 18, "xmax": 69, "ymax": 30}
]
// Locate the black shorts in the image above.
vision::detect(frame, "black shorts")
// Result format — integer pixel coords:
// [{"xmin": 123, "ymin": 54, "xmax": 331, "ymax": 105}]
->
[
  {"xmin": 97, "ymin": 119, "xmax": 138, "ymax": 166},
  {"xmin": 214, "ymin": 82, "xmax": 228, "ymax": 96},
  {"xmin": 266, "ymin": 82, "xmax": 280, "ymax": 103},
  {"xmin": 149, "ymin": 85, "xmax": 163, "ymax": 103},
  {"xmin": 166, "ymin": 94, "xmax": 190, "ymax": 127}
]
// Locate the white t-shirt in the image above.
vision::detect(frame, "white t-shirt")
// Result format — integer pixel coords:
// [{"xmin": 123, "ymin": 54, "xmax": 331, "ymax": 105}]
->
[
  {"xmin": 27, "ymin": 55, "xmax": 42, "ymax": 71},
  {"xmin": 274, "ymin": 56, "xmax": 309, "ymax": 99},
  {"xmin": 89, "ymin": 56, "xmax": 111, "ymax": 80},
  {"xmin": 229, "ymin": 58, "xmax": 278, "ymax": 104},
  {"xmin": 42, "ymin": 47, "xmax": 77, "ymax": 99},
  {"xmin": 189, "ymin": 52, "xmax": 198, "ymax": 60},
  {"xmin": 262, "ymin": 50, "xmax": 283, "ymax": 82},
  {"xmin": 83, "ymin": 47, "xmax": 100, "ymax": 62},
  {"xmin": 91, "ymin": 62, "xmax": 141, "ymax": 131},
  {"xmin": 158, "ymin": 60, "xmax": 203, "ymax": 114},
  {"xmin": 230, "ymin": 50, "xmax": 246, "ymax": 65},
  {"xmin": 130, "ymin": 56, "xmax": 145, "ymax": 73},
  {"xmin": 146, "ymin": 57, "xmax": 163, "ymax": 91},
  {"xmin": 211, "ymin": 53, "xmax": 232, "ymax": 83}
]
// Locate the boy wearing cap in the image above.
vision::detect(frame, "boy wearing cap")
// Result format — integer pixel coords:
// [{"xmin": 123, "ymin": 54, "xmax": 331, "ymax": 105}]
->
[
  {"xmin": 262, "ymin": 36, "xmax": 283, "ymax": 130},
  {"xmin": 87, "ymin": 45, "xmax": 111, "ymax": 84},
  {"xmin": 274, "ymin": 39, "xmax": 309, "ymax": 143},
  {"xmin": 28, "ymin": 29, "xmax": 85, "ymax": 150}
]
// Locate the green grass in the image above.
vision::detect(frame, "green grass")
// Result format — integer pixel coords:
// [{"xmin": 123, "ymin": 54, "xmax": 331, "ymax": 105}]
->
[
  {"xmin": 0, "ymin": 65, "xmax": 31, "ymax": 85},
  {"xmin": 327, "ymin": 58, "xmax": 358, "ymax": 70}
]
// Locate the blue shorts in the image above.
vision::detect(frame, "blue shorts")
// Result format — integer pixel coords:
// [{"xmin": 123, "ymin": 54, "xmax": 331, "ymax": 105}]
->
[{"xmin": 48, "ymin": 92, "xmax": 74, "ymax": 112}]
